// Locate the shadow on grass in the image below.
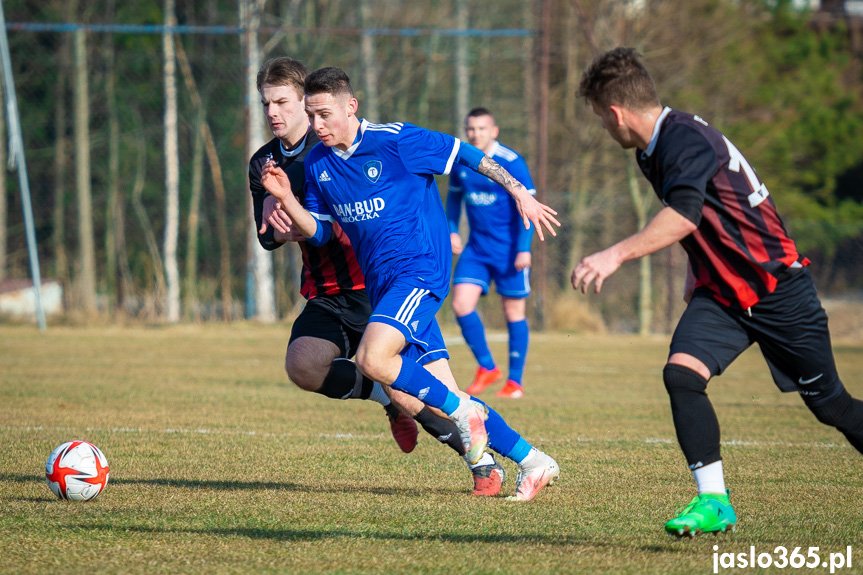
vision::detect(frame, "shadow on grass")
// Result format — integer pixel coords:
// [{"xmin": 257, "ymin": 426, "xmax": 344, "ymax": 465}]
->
[
  {"xmin": 75, "ymin": 521, "xmax": 696, "ymax": 551},
  {"xmin": 0, "ymin": 473, "xmax": 454, "ymax": 497}
]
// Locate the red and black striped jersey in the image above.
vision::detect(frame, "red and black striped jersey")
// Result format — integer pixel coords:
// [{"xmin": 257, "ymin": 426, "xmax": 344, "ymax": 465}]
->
[
  {"xmin": 636, "ymin": 108, "xmax": 809, "ymax": 310},
  {"xmin": 249, "ymin": 131, "xmax": 364, "ymax": 300}
]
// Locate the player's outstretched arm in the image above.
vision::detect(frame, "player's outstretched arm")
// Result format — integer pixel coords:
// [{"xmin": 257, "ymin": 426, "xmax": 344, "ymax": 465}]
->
[
  {"xmin": 477, "ymin": 156, "xmax": 560, "ymax": 241},
  {"xmin": 260, "ymin": 160, "xmax": 320, "ymax": 239},
  {"xmin": 571, "ymin": 206, "xmax": 696, "ymax": 294}
]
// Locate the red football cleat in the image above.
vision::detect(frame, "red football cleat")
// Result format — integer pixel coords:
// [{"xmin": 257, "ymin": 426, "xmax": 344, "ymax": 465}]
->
[
  {"xmin": 495, "ymin": 380, "xmax": 524, "ymax": 399},
  {"xmin": 471, "ymin": 460, "xmax": 505, "ymax": 496},
  {"xmin": 385, "ymin": 404, "xmax": 418, "ymax": 453},
  {"xmin": 465, "ymin": 366, "xmax": 502, "ymax": 395}
]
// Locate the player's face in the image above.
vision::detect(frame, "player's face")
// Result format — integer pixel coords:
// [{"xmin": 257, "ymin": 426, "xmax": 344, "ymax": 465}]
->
[
  {"xmin": 464, "ymin": 114, "xmax": 499, "ymax": 153},
  {"xmin": 261, "ymin": 83, "xmax": 308, "ymax": 145},
  {"xmin": 305, "ymin": 92, "xmax": 359, "ymax": 150},
  {"xmin": 591, "ymin": 101, "xmax": 635, "ymax": 149}
]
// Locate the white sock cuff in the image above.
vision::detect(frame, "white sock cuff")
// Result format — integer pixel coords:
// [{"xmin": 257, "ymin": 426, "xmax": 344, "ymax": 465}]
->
[
  {"xmin": 693, "ymin": 460, "xmax": 726, "ymax": 495},
  {"xmin": 367, "ymin": 381, "xmax": 391, "ymax": 407}
]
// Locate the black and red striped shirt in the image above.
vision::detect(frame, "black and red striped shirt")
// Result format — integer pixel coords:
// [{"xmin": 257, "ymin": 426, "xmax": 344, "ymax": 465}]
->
[
  {"xmin": 249, "ymin": 132, "xmax": 364, "ymax": 300},
  {"xmin": 636, "ymin": 108, "xmax": 809, "ymax": 310}
]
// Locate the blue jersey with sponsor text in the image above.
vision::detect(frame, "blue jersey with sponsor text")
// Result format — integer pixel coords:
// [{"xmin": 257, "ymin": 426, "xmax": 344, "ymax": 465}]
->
[
  {"xmin": 447, "ymin": 141, "xmax": 535, "ymax": 261},
  {"xmin": 303, "ymin": 120, "xmax": 460, "ymax": 303}
]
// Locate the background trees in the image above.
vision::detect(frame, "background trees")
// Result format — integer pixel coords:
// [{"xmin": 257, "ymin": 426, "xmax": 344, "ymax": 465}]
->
[{"xmin": 2, "ymin": 0, "xmax": 862, "ymax": 331}]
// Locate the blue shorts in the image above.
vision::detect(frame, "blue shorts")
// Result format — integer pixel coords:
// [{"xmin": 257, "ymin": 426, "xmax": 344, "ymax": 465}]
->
[
  {"xmin": 369, "ymin": 283, "xmax": 450, "ymax": 365},
  {"xmin": 453, "ymin": 244, "xmax": 531, "ymax": 298}
]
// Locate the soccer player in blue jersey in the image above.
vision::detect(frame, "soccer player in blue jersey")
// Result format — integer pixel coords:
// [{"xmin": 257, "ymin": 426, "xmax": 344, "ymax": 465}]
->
[
  {"xmin": 252, "ymin": 57, "xmax": 508, "ymax": 496},
  {"xmin": 574, "ymin": 47, "xmax": 863, "ymax": 536},
  {"xmin": 448, "ymin": 108, "xmax": 536, "ymax": 399},
  {"xmin": 262, "ymin": 66, "xmax": 561, "ymax": 501}
]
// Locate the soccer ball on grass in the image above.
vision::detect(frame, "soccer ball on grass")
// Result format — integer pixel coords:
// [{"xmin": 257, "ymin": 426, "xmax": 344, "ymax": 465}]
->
[{"xmin": 45, "ymin": 440, "xmax": 110, "ymax": 501}]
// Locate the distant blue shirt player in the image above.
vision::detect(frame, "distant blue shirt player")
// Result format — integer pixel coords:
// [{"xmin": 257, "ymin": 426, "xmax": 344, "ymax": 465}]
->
[{"xmin": 447, "ymin": 108, "xmax": 536, "ymax": 399}]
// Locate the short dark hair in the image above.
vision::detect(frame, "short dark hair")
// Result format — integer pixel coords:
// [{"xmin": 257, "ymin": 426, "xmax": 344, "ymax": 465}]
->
[
  {"xmin": 577, "ymin": 47, "xmax": 660, "ymax": 110},
  {"xmin": 304, "ymin": 67, "xmax": 354, "ymax": 99},
  {"xmin": 256, "ymin": 57, "xmax": 308, "ymax": 96},
  {"xmin": 466, "ymin": 107, "xmax": 495, "ymax": 122}
]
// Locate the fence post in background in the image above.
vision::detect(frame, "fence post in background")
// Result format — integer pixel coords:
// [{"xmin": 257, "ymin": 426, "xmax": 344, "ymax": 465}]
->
[{"xmin": 0, "ymin": 1, "xmax": 46, "ymax": 330}]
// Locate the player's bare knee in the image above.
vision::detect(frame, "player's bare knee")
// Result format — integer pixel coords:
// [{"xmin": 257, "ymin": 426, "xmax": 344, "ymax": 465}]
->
[
  {"xmin": 451, "ymin": 299, "xmax": 474, "ymax": 317},
  {"xmin": 284, "ymin": 350, "xmax": 323, "ymax": 392},
  {"xmin": 354, "ymin": 344, "xmax": 381, "ymax": 382}
]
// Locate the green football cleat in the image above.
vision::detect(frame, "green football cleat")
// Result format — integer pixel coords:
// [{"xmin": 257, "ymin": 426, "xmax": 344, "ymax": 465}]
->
[{"xmin": 664, "ymin": 490, "xmax": 737, "ymax": 538}]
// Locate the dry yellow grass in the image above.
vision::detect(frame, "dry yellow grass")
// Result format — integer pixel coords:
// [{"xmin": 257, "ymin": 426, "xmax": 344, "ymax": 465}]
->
[{"xmin": 1, "ymin": 324, "xmax": 861, "ymax": 574}]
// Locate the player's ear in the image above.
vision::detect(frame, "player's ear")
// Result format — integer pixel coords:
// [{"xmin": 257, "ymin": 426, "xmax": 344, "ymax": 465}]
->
[
  {"xmin": 609, "ymin": 105, "xmax": 626, "ymax": 127},
  {"xmin": 346, "ymin": 97, "xmax": 359, "ymax": 117}
]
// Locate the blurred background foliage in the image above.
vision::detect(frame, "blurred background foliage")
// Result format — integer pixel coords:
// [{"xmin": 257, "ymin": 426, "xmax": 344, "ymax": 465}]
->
[{"xmin": 1, "ymin": 0, "xmax": 861, "ymax": 332}]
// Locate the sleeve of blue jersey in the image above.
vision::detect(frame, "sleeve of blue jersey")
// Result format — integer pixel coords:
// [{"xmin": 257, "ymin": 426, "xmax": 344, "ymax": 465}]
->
[
  {"xmin": 454, "ymin": 142, "xmax": 484, "ymax": 171},
  {"xmin": 397, "ymin": 124, "xmax": 461, "ymax": 176},
  {"xmin": 306, "ymin": 215, "xmax": 333, "ymax": 247}
]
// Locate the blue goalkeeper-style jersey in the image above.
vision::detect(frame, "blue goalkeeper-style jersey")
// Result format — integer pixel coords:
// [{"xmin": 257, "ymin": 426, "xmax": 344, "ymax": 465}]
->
[
  {"xmin": 447, "ymin": 141, "xmax": 535, "ymax": 261},
  {"xmin": 303, "ymin": 120, "xmax": 459, "ymax": 303}
]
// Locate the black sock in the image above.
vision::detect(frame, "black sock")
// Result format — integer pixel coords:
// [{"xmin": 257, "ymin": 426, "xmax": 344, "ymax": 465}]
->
[
  {"xmin": 414, "ymin": 407, "xmax": 465, "ymax": 456},
  {"xmin": 664, "ymin": 364, "xmax": 721, "ymax": 468}
]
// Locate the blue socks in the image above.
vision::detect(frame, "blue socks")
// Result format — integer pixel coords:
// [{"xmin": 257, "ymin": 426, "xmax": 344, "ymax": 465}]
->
[
  {"xmin": 391, "ymin": 357, "xmax": 461, "ymax": 415},
  {"xmin": 472, "ymin": 398, "xmax": 533, "ymax": 463},
  {"xmin": 456, "ymin": 311, "xmax": 496, "ymax": 370},
  {"xmin": 389, "ymin": 358, "xmax": 534, "ymax": 463},
  {"xmin": 507, "ymin": 319, "xmax": 529, "ymax": 385}
]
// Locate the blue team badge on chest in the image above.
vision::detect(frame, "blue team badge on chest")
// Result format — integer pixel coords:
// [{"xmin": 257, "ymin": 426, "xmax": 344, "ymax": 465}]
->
[{"xmin": 363, "ymin": 160, "xmax": 382, "ymax": 183}]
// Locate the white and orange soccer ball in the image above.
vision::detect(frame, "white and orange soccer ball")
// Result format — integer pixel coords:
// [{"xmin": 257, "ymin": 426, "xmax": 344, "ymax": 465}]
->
[{"xmin": 45, "ymin": 440, "xmax": 110, "ymax": 501}]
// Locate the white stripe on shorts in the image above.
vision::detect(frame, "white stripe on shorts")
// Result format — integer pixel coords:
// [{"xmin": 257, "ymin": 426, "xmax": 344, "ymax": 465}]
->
[{"xmin": 395, "ymin": 288, "xmax": 429, "ymax": 325}]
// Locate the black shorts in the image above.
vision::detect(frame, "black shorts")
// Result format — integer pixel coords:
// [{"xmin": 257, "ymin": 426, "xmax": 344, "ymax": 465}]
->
[
  {"xmin": 670, "ymin": 268, "xmax": 838, "ymax": 392},
  {"xmin": 289, "ymin": 289, "xmax": 372, "ymax": 359}
]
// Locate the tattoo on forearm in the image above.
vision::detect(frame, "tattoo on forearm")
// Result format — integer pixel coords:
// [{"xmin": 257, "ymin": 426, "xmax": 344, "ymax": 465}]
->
[{"xmin": 478, "ymin": 157, "xmax": 521, "ymax": 190}]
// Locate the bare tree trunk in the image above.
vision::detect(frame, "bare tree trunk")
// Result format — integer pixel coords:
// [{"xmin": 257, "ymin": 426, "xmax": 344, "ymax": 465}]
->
[
  {"xmin": 130, "ymin": 117, "xmax": 167, "ymax": 309},
  {"xmin": 522, "ymin": 0, "xmax": 537, "ymax": 164},
  {"xmin": 163, "ymin": 0, "xmax": 181, "ymax": 323},
  {"xmin": 73, "ymin": 28, "xmax": 97, "ymax": 315},
  {"xmin": 104, "ymin": 0, "xmax": 128, "ymax": 315},
  {"xmin": 175, "ymin": 40, "xmax": 232, "ymax": 321},
  {"xmin": 359, "ymin": 0, "xmax": 379, "ymax": 121},
  {"xmin": 185, "ymin": 109, "xmax": 205, "ymax": 320},
  {"xmin": 454, "ymin": 0, "xmax": 469, "ymax": 134},
  {"xmin": 563, "ymin": 0, "xmax": 584, "ymax": 275},
  {"xmin": 418, "ymin": 34, "xmax": 440, "ymax": 126},
  {"xmin": 627, "ymin": 159, "xmax": 652, "ymax": 336},
  {"xmin": 396, "ymin": 36, "xmax": 411, "ymax": 120},
  {"xmin": 534, "ymin": 0, "xmax": 552, "ymax": 330},
  {"xmin": 242, "ymin": 0, "xmax": 276, "ymax": 322},
  {"xmin": 52, "ymin": 36, "xmax": 70, "ymax": 292}
]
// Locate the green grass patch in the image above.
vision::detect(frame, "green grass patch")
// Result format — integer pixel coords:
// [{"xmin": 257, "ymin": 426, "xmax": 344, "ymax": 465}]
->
[{"xmin": 1, "ymin": 325, "xmax": 861, "ymax": 574}]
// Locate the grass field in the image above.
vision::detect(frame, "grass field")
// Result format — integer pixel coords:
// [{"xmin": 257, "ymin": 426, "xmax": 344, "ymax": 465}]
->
[{"xmin": 2, "ymin": 324, "xmax": 861, "ymax": 574}]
